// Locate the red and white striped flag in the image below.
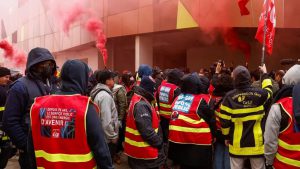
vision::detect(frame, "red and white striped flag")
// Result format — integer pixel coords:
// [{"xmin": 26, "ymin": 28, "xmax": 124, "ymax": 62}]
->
[{"xmin": 255, "ymin": 0, "xmax": 276, "ymax": 55}]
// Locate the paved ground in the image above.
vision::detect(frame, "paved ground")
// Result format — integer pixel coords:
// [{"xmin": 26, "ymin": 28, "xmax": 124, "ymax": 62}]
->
[{"xmin": 5, "ymin": 153, "xmax": 131, "ymax": 169}]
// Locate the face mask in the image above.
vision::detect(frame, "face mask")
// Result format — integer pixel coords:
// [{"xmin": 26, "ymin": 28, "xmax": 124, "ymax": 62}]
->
[{"xmin": 40, "ymin": 66, "xmax": 53, "ymax": 79}]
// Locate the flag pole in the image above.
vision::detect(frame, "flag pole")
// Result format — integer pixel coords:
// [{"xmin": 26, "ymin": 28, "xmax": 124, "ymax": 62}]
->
[{"xmin": 261, "ymin": 0, "xmax": 270, "ymax": 66}]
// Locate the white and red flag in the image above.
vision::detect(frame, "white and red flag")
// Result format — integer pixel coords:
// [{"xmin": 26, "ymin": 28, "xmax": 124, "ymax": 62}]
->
[
  {"xmin": 238, "ymin": 0, "xmax": 250, "ymax": 16},
  {"xmin": 255, "ymin": 0, "xmax": 276, "ymax": 55}
]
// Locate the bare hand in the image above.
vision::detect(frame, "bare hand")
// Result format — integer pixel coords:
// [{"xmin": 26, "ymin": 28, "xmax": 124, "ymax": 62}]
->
[
  {"xmin": 259, "ymin": 64, "xmax": 267, "ymax": 74},
  {"xmin": 216, "ymin": 63, "xmax": 222, "ymax": 74},
  {"xmin": 111, "ymin": 138, "xmax": 118, "ymax": 144},
  {"xmin": 225, "ymin": 140, "xmax": 230, "ymax": 147}
]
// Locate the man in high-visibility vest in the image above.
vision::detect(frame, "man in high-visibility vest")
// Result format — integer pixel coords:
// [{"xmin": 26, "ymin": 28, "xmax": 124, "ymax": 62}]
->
[
  {"xmin": 124, "ymin": 76, "xmax": 166, "ymax": 169},
  {"xmin": 0, "ymin": 67, "xmax": 12, "ymax": 169},
  {"xmin": 156, "ymin": 68, "xmax": 183, "ymax": 143},
  {"xmin": 265, "ymin": 65, "xmax": 300, "ymax": 169},
  {"xmin": 28, "ymin": 60, "xmax": 113, "ymax": 169},
  {"xmin": 219, "ymin": 64, "xmax": 273, "ymax": 169}
]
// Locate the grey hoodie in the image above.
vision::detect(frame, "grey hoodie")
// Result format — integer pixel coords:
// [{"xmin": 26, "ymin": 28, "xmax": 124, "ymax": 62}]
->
[
  {"xmin": 90, "ymin": 83, "xmax": 119, "ymax": 143},
  {"xmin": 265, "ymin": 64, "xmax": 300, "ymax": 165}
]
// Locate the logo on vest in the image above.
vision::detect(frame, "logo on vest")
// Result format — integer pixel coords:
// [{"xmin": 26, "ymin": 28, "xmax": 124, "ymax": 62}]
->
[
  {"xmin": 159, "ymin": 86, "xmax": 171, "ymax": 103},
  {"xmin": 173, "ymin": 94, "xmax": 194, "ymax": 113},
  {"xmin": 39, "ymin": 107, "xmax": 77, "ymax": 139}
]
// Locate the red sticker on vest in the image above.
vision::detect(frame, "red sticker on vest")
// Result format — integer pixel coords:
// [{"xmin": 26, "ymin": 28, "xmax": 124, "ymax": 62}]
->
[{"xmin": 39, "ymin": 107, "xmax": 76, "ymax": 139}]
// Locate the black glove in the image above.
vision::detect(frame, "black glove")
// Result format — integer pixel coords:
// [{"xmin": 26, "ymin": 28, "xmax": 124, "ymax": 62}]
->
[{"xmin": 266, "ymin": 164, "xmax": 273, "ymax": 169}]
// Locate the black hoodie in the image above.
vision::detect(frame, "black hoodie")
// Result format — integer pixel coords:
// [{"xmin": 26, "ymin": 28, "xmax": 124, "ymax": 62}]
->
[
  {"xmin": 3, "ymin": 48, "xmax": 58, "ymax": 150},
  {"xmin": 27, "ymin": 60, "xmax": 114, "ymax": 169}
]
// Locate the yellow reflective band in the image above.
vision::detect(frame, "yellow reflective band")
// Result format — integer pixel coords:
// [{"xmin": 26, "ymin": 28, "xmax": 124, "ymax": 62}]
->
[
  {"xmin": 35, "ymin": 150, "xmax": 94, "ymax": 163},
  {"xmin": 1, "ymin": 136, "xmax": 9, "ymax": 141},
  {"xmin": 262, "ymin": 79, "xmax": 272, "ymax": 89},
  {"xmin": 220, "ymin": 105, "xmax": 264, "ymax": 115},
  {"xmin": 215, "ymin": 111, "xmax": 231, "ymax": 120},
  {"xmin": 160, "ymin": 103, "xmax": 172, "ymax": 108},
  {"xmin": 37, "ymin": 167, "xmax": 45, "ymax": 169},
  {"xmin": 159, "ymin": 111, "xmax": 171, "ymax": 116},
  {"xmin": 126, "ymin": 127, "xmax": 158, "ymax": 135},
  {"xmin": 169, "ymin": 125, "xmax": 210, "ymax": 133},
  {"xmin": 254, "ymin": 118, "xmax": 263, "ymax": 148},
  {"xmin": 229, "ymin": 145, "xmax": 264, "ymax": 156},
  {"xmin": 233, "ymin": 121, "xmax": 243, "ymax": 148},
  {"xmin": 276, "ymin": 153, "xmax": 300, "ymax": 167},
  {"xmin": 0, "ymin": 107, "xmax": 5, "ymax": 111},
  {"xmin": 231, "ymin": 114, "xmax": 264, "ymax": 122},
  {"xmin": 177, "ymin": 115, "xmax": 205, "ymax": 124},
  {"xmin": 125, "ymin": 137, "xmax": 151, "ymax": 147},
  {"xmin": 279, "ymin": 139, "xmax": 300, "ymax": 151},
  {"xmin": 221, "ymin": 127, "xmax": 230, "ymax": 135}
]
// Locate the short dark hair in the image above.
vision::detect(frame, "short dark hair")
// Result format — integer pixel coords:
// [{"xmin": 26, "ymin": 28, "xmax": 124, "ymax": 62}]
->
[{"xmin": 95, "ymin": 69, "xmax": 115, "ymax": 84}]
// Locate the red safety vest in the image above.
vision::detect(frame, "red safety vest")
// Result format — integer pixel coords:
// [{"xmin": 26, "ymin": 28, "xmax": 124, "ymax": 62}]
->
[
  {"xmin": 124, "ymin": 93, "xmax": 160, "ymax": 159},
  {"xmin": 212, "ymin": 95, "xmax": 222, "ymax": 130},
  {"xmin": 169, "ymin": 94, "xmax": 212, "ymax": 145},
  {"xmin": 30, "ymin": 95, "xmax": 97, "ymax": 169},
  {"xmin": 273, "ymin": 97, "xmax": 300, "ymax": 169},
  {"xmin": 157, "ymin": 81, "xmax": 179, "ymax": 119}
]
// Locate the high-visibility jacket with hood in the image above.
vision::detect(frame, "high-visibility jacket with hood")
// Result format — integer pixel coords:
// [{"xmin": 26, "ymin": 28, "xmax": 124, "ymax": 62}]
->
[
  {"xmin": 220, "ymin": 66, "xmax": 273, "ymax": 157},
  {"xmin": 273, "ymin": 97, "xmax": 300, "ymax": 169}
]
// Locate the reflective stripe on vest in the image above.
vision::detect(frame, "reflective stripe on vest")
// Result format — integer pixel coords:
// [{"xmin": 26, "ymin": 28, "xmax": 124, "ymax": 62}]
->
[
  {"xmin": 169, "ymin": 94, "xmax": 212, "ymax": 145},
  {"xmin": 0, "ymin": 107, "xmax": 5, "ymax": 111},
  {"xmin": 158, "ymin": 82, "xmax": 178, "ymax": 119},
  {"xmin": 30, "ymin": 95, "xmax": 96, "ymax": 169},
  {"xmin": 274, "ymin": 97, "xmax": 300, "ymax": 169},
  {"xmin": 124, "ymin": 94, "xmax": 159, "ymax": 159}
]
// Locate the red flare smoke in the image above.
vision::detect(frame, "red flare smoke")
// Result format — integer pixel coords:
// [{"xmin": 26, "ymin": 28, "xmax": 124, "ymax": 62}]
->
[
  {"xmin": 0, "ymin": 39, "xmax": 26, "ymax": 70},
  {"xmin": 62, "ymin": 3, "xmax": 85, "ymax": 34},
  {"xmin": 222, "ymin": 28, "xmax": 251, "ymax": 62},
  {"xmin": 86, "ymin": 18, "xmax": 108, "ymax": 66}
]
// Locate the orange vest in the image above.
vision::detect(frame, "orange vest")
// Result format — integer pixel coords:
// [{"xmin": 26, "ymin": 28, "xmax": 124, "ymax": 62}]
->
[
  {"xmin": 124, "ymin": 93, "xmax": 160, "ymax": 159},
  {"xmin": 157, "ymin": 81, "xmax": 179, "ymax": 119},
  {"xmin": 30, "ymin": 95, "xmax": 96, "ymax": 169},
  {"xmin": 273, "ymin": 97, "xmax": 300, "ymax": 169},
  {"xmin": 169, "ymin": 94, "xmax": 212, "ymax": 145}
]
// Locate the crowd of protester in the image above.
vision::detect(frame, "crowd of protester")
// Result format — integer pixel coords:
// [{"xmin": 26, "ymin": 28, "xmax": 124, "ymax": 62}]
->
[{"xmin": 0, "ymin": 47, "xmax": 299, "ymax": 169}]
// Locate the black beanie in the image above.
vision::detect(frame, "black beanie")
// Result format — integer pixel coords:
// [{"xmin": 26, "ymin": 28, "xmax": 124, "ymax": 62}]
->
[
  {"xmin": 140, "ymin": 76, "xmax": 155, "ymax": 95},
  {"xmin": 0, "ymin": 67, "xmax": 10, "ymax": 77}
]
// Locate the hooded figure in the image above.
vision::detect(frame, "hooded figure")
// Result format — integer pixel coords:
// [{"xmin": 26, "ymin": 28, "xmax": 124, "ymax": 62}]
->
[
  {"xmin": 3, "ymin": 47, "xmax": 59, "ymax": 169},
  {"xmin": 27, "ymin": 60, "xmax": 113, "ymax": 169},
  {"xmin": 264, "ymin": 65, "xmax": 300, "ymax": 168},
  {"xmin": 168, "ymin": 73, "xmax": 215, "ymax": 169}
]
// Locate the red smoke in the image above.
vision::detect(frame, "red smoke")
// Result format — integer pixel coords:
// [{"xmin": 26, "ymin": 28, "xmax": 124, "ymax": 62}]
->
[
  {"xmin": 0, "ymin": 39, "xmax": 26, "ymax": 70},
  {"xmin": 222, "ymin": 28, "xmax": 251, "ymax": 62},
  {"xmin": 86, "ymin": 19, "xmax": 108, "ymax": 66},
  {"xmin": 62, "ymin": 3, "xmax": 85, "ymax": 34}
]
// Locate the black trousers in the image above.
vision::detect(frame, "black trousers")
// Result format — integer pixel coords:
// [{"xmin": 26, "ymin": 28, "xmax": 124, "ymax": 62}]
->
[
  {"xmin": 19, "ymin": 151, "xmax": 32, "ymax": 169},
  {"xmin": 0, "ymin": 141, "xmax": 13, "ymax": 169}
]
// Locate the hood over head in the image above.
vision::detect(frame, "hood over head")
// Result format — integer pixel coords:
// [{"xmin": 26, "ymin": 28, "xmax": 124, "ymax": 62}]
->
[
  {"xmin": 167, "ymin": 68, "xmax": 184, "ymax": 86},
  {"xmin": 282, "ymin": 65, "xmax": 300, "ymax": 86},
  {"xmin": 26, "ymin": 47, "xmax": 56, "ymax": 72},
  {"xmin": 140, "ymin": 76, "xmax": 156, "ymax": 96},
  {"xmin": 181, "ymin": 73, "xmax": 202, "ymax": 94},
  {"xmin": 232, "ymin": 66, "xmax": 251, "ymax": 89},
  {"xmin": 60, "ymin": 60, "xmax": 89, "ymax": 95}
]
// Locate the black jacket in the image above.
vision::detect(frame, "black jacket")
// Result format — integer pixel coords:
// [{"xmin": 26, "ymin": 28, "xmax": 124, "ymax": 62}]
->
[
  {"xmin": 128, "ymin": 86, "xmax": 166, "ymax": 169},
  {"xmin": 27, "ymin": 60, "xmax": 114, "ymax": 169},
  {"xmin": 3, "ymin": 48, "xmax": 58, "ymax": 150}
]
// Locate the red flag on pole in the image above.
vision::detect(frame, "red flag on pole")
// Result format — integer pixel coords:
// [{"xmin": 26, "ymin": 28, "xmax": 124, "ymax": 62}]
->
[
  {"xmin": 238, "ymin": 0, "xmax": 250, "ymax": 16},
  {"xmin": 255, "ymin": 0, "xmax": 276, "ymax": 55}
]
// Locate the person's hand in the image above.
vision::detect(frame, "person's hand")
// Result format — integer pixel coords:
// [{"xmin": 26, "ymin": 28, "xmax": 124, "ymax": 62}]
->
[
  {"xmin": 225, "ymin": 140, "xmax": 230, "ymax": 147},
  {"xmin": 216, "ymin": 63, "xmax": 222, "ymax": 74},
  {"xmin": 259, "ymin": 64, "xmax": 267, "ymax": 74},
  {"xmin": 111, "ymin": 138, "xmax": 118, "ymax": 144}
]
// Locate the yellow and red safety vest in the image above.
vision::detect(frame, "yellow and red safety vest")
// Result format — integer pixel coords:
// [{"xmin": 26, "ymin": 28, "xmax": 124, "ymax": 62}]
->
[
  {"xmin": 157, "ymin": 81, "xmax": 179, "ymax": 119},
  {"xmin": 124, "ymin": 93, "xmax": 160, "ymax": 159},
  {"xmin": 30, "ymin": 95, "xmax": 97, "ymax": 169},
  {"xmin": 169, "ymin": 94, "xmax": 212, "ymax": 145},
  {"xmin": 274, "ymin": 97, "xmax": 300, "ymax": 169}
]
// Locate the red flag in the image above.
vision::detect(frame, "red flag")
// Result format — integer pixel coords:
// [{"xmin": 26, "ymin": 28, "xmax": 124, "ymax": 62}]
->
[
  {"xmin": 255, "ymin": 0, "xmax": 276, "ymax": 55},
  {"xmin": 238, "ymin": 0, "xmax": 250, "ymax": 16}
]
